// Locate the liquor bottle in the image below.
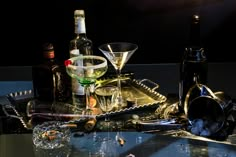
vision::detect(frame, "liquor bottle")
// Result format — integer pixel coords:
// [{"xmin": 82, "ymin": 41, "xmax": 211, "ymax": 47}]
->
[
  {"xmin": 179, "ymin": 14, "xmax": 208, "ymax": 113},
  {"xmin": 69, "ymin": 10, "xmax": 93, "ymax": 107},
  {"xmin": 32, "ymin": 43, "xmax": 71, "ymax": 103}
]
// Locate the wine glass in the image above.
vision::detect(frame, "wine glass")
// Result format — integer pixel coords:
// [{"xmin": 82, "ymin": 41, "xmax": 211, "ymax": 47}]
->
[
  {"xmin": 64, "ymin": 55, "xmax": 108, "ymax": 115},
  {"xmin": 98, "ymin": 42, "xmax": 138, "ymax": 109}
]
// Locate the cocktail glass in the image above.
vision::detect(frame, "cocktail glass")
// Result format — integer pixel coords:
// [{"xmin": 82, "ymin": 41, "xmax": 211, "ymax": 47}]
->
[
  {"xmin": 98, "ymin": 42, "xmax": 138, "ymax": 109},
  {"xmin": 64, "ymin": 55, "xmax": 108, "ymax": 115}
]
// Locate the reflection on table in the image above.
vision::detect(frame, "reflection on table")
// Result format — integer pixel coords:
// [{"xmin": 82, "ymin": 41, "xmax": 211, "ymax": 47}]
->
[{"xmin": 1, "ymin": 131, "xmax": 236, "ymax": 157}]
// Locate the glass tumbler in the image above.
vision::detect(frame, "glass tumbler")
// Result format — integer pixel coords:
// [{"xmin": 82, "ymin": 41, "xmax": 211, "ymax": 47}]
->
[{"xmin": 95, "ymin": 85, "xmax": 119, "ymax": 113}]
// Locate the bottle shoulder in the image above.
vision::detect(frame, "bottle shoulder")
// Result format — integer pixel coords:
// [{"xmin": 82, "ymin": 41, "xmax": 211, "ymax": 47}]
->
[
  {"xmin": 70, "ymin": 35, "xmax": 92, "ymax": 44},
  {"xmin": 183, "ymin": 47, "xmax": 207, "ymax": 61},
  {"xmin": 77, "ymin": 35, "xmax": 92, "ymax": 43},
  {"xmin": 69, "ymin": 35, "xmax": 93, "ymax": 55},
  {"xmin": 33, "ymin": 60, "xmax": 62, "ymax": 72}
]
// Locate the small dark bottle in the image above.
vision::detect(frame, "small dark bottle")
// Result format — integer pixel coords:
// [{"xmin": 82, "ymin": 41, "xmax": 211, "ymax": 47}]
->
[
  {"xmin": 179, "ymin": 15, "xmax": 208, "ymax": 113},
  {"xmin": 32, "ymin": 43, "xmax": 71, "ymax": 103}
]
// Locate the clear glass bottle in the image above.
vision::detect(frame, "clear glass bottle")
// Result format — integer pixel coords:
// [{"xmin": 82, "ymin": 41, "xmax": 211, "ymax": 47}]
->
[
  {"xmin": 32, "ymin": 43, "xmax": 71, "ymax": 103},
  {"xmin": 69, "ymin": 10, "xmax": 93, "ymax": 107},
  {"xmin": 179, "ymin": 15, "xmax": 208, "ymax": 113}
]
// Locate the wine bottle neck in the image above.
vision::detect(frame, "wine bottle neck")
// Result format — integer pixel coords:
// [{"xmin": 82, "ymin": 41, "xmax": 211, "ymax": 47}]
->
[
  {"xmin": 188, "ymin": 14, "xmax": 201, "ymax": 48},
  {"xmin": 42, "ymin": 43, "xmax": 55, "ymax": 59}
]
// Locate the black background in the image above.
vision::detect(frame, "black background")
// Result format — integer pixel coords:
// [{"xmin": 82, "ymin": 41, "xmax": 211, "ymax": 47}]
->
[{"xmin": 1, "ymin": 0, "xmax": 236, "ymax": 66}]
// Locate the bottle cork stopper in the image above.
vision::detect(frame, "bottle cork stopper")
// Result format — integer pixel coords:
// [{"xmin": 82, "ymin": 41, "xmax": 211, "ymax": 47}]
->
[
  {"xmin": 42, "ymin": 42, "xmax": 54, "ymax": 51},
  {"xmin": 74, "ymin": 10, "xmax": 85, "ymax": 16}
]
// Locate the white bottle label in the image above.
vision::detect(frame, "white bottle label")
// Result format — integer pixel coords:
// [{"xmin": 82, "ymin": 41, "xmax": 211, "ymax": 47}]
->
[
  {"xmin": 70, "ymin": 49, "xmax": 85, "ymax": 95},
  {"xmin": 77, "ymin": 17, "xmax": 86, "ymax": 34}
]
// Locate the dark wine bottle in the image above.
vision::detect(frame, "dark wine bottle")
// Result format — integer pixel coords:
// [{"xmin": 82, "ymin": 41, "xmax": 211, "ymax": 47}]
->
[
  {"xmin": 32, "ymin": 43, "xmax": 71, "ymax": 103},
  {"xmin": 179, "ymin": 15, "xmax": 208, "ymax": 113}
]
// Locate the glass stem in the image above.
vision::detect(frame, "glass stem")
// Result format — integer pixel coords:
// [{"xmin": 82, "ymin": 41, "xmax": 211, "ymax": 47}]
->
[
  {"xmin": 117, "ymin": 69, "xmax": 122, "ymax": 97},
  {"xmin": 105, "ymin": 105, "xmax": 109, "ymax": 121},
  {"xmin": 84, "ymin": 85, "xmax": 91, "ymax": 111}
]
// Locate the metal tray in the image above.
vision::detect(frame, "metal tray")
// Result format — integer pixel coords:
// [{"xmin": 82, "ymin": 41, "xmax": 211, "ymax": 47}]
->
[{"xmin": 0, "ymin": 78, "xmax": 166, "ymax": 131}]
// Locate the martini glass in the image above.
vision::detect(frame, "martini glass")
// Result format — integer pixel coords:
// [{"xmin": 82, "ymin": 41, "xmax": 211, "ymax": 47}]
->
[
  {"xmin": 64, "ymin": 55, "xmax": 108, "ymax": 115},
  {"xmin": 99, "ymin": 42, "xmax": 138, "ymax": 109}
]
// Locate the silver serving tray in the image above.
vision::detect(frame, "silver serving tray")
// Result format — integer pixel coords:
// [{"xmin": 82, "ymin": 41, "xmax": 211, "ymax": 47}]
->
[{"xmin": 1, "ymin": 78, "xmax": 167, "ymax": 130}]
